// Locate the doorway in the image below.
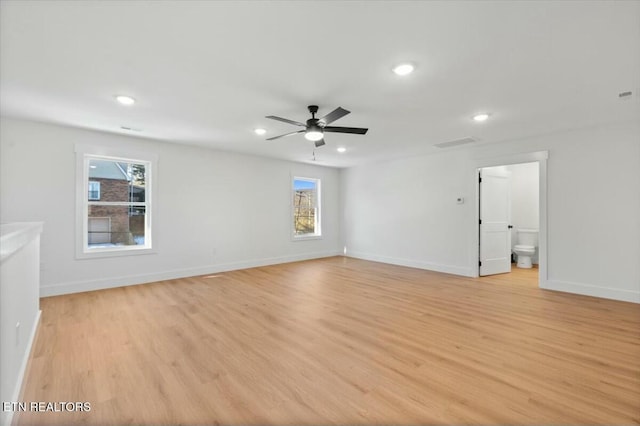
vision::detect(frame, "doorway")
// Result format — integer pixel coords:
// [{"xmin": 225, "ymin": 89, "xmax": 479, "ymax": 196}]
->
[
  {"xmin": 472, "ymin": 151, "xmax": 548, "ymax": 288},
  {"xmin": 479, "ymin": 163, "xmax": 539, "ymax": 282}
]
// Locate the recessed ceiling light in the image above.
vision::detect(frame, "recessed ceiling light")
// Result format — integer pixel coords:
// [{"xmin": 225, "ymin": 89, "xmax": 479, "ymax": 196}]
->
[
  {"xmin": 115, "ymin": 95, "xmax": 135, "ymax": 105},
  {"xmin": 473, "ymin": 113, "xmax": 490, "ymax": 122},
  {"xmin": 393, "ymin": 63, "xmax": 414, "ymax": 76},
  {"xmin": 89, "ymin": 165, "xmax": 97, "ymax": 169},
  {"xmin": 337, "ymin": 147, "xmax": 347, "ymax": 153},
  {"xmin": 254, "ymin": 128, "xmax": 266, "ymax": 135}
]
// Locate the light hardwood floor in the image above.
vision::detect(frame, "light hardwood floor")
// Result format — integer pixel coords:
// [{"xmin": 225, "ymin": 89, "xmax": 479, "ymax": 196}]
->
[{"xmin": 16, "ymin": 257, "xmax": 640, "ymax": 425}]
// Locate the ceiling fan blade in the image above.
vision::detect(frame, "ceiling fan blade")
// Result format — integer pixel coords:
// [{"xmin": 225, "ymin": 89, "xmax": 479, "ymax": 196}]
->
[
  {"xmin": 319, "ymin": 107, "xmax": 350, "ymax": 125},
  {"xmin": 323, "ymin": 126, "xmax": 368, "ymax": 135},
  {"xmin": 314, "ymin": 139, "xmax": 326, "ymax": 148},
  {"xmin": 265, "ymin": 115, "xmax": 306, "ymax": 127},
  {"xmin": 266, "ymin": 130, "xmax": 305, "ymax": 141}
]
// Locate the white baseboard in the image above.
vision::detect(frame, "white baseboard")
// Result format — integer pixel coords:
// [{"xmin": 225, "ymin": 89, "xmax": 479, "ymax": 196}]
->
[
  {"xmin": 346, "ymin": 251, "xmax": 474, "ymax": 277},
  {"xmin": 40, "ymin": 251, "xmax": 341, "ymax": 297},
  {"xmin": 2, "ymin": 310, "xmax": 41, "ymax": 426},
  {"xmin": 541, "ymin": 279, "xmax": 640, "ymax": 303}
]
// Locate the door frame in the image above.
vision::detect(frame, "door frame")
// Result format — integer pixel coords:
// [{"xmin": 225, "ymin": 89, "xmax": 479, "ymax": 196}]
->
[{"xmin": 471, "ymin": 151, "xmax": 548, "ymax": 288}]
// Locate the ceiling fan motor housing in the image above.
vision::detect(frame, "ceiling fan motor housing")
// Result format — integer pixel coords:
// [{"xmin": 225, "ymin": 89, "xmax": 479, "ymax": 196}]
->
[
  {"xmin": 306, "ymin": 106, "xmax": 323, "ymax": 137},
  {"xmin": 307, "ymin": 118, "xmax": 321, "ymax": 129}
]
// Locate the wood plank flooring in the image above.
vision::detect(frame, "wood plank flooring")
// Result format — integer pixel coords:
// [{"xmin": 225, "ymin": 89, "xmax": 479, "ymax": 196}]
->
[{"xmin": 15, "ymin": 257, "xmax": 640, "ymax": 425}]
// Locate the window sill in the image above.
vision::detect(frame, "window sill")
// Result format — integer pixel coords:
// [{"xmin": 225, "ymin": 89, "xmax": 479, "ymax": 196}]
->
[
  {"xmin": 292, "ymin": 234, "xmax": 323, "ymax": 241},
  {"xmin": 76, "ymin": 246, "xmax": 156, "ymax": 260}
]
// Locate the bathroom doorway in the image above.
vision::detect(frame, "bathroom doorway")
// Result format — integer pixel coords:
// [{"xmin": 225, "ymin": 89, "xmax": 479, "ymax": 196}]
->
[
  {"xmin": 479, "ymin": 162, "xmax": 539, "ymax": 280},
  {"xmin": 473, "ymin": 151, "xmax": 547, "ymax": 288}
]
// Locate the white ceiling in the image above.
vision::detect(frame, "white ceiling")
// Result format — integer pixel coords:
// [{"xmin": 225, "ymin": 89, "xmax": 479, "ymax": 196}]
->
[{"xmin": 1, "ymin": 1, "xmax": 639, "ymax": 168}]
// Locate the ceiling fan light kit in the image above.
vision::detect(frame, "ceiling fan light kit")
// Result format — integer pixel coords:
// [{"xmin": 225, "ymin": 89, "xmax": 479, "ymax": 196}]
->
[
  {"xmin": 304, "ymin": 126, "xmax": 324, "ymax": 142},
  {"xmin": 265, "ymin": 105, "xmax": 368, "ymax": 148}
]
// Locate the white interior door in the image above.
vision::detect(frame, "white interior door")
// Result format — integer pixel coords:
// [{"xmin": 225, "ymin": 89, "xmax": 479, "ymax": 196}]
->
[{"xmin": 480, "ymin": 168, "xmax": 511, "ymax": 276}]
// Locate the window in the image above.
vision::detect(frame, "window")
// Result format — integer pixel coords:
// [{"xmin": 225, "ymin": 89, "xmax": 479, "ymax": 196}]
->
[
  {"xmin": 292, "ymin": 177, "xmax": 321, "ymax": 238},
  {"xmin": 88, "ymin": 181, "xmax": 100, "ymax": 200},
  {"xmin": 76, "ymin": 146, "xmax": 156, "ymax": 258}
]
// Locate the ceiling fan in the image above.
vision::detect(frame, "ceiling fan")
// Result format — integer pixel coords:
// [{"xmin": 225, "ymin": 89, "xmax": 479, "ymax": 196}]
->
[{"xmin": 265, "ymin": 105, "xmax": 368, "ymax": 147}]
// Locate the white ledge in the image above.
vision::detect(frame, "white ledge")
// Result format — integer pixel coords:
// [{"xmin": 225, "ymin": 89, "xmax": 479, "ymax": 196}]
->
[{"xmin": 0, "ymin": 222, "xmax": 44, "ymax": 263}]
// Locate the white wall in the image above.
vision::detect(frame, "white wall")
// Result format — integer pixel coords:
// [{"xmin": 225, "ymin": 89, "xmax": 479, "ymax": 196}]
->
[
  {"xmin": 342, "ymin": 121, "xmax": 640, "ymax": 303},
  {"xmin": 2, "ymin": 117, "xmax": 638, "ymax": 303},
  {"xmin": 0, "ymin": 223, "xmax": 42, "ymax": 426},
  {"xmin": 342, "ymin": 150, "xmax": 473, "ymax": 276},
  {"xmin": 0, "ymin": 117, "xmax": 342, "ymax": 296}
]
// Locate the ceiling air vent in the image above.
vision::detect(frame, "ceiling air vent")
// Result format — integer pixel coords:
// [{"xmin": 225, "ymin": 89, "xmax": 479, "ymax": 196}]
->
[{"xmin": 434, "ymin": 137, "xmax": 477, "ymax": 149}]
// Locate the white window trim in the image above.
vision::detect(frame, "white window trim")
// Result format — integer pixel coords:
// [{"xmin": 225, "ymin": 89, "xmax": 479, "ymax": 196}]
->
[
  {"xmin": 75, "ymin": 144, "xmax": 158, "ymax": 259},
  {"xmin": 291, "ymin": 176, "xmax": 322, "ymax": 241}
]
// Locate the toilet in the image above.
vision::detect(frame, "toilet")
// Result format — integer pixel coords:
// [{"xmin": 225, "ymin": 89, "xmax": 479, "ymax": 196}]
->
[{"xmin": 513, "ymin": 229, "xmax": 538, "ymax": 268}]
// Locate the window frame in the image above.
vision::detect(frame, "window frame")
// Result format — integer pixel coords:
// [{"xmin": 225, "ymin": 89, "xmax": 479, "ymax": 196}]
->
[
  {"xmin": 75, "ymin": 144, "xmax": 157, "ymax": 259},
  {"xmin": 291, "ymin": 176, "xmax": 322, "ymax": 240}
]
